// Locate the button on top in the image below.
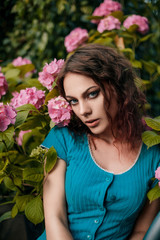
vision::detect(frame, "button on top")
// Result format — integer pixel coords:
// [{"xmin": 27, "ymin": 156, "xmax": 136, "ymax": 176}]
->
[
  {"xmin": 105, "ymin": 177, "xmax": 111, "ymax": 182},
  {"xmin": 94, "ymin": 219, "xmax": 99, "ymax": 224},
  {"xmin": 87, "ymin": 234, "xmax": 92, "ymax": 239}
]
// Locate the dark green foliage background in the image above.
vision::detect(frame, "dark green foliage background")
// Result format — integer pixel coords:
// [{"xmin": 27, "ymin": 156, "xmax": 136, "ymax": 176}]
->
[{"xmin": 0, "ymin": 0, "xmax": 160, "ymax": 115}]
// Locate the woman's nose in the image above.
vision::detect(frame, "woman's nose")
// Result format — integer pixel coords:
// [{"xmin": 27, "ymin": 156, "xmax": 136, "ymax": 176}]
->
[{"xmin": 79, "ymin": 101, "xmax": 92, "ymax": 116}]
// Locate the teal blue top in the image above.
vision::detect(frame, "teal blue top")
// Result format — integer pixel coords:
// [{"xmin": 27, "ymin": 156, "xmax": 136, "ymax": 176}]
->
[{"xmin": 38, "ymin": 126, "xmax": 160, "ymax": 240}]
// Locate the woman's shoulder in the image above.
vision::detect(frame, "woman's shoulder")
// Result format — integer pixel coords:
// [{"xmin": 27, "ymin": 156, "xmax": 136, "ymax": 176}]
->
[
  {"xmin": 141, "ymin": 143, "xmax": 160, "ymax": 169},
  {"xmin": 142, "ymin": 143, "xmax": 160, "ymax": 156},
  {"xmin": 41, "ymin": 126, "xmax": 71, "ymax": 147},
  {"xmin": 41, "ymin": 126, "xmax": 87, "ymax": 163},
  {"xmin": 42, "ymin": 126, "xmax": 86, "ymax": 149}
]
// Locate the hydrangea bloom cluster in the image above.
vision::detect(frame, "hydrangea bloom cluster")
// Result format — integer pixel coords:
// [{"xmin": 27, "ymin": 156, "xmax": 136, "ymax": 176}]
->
[
  {"xmin": 16, "ymin": 130, "xmax": 31, "ymax": 146},
  {"xmin": 92, "ymin": 0, "xmax": 122, "ymax": 24},
  {"xmin": 10, "ymin": 87, "xmax": 45, "ymax": 109},
  {"xmin": 0, "ymin": 67, "xmax": 8, "ymax": 99},
  {"xmin": 123, "ymin": 15, "xmax": 149, "ymax": 34},
  {"xmin": 12, "ymin": 56, "xmax": 35, "ymax": 77},
  {"xmin": 155, "ymin": 167, "xmax": 160, "ymax": 187},
  {"xmin": 48, "ymin": 96, "xmax": 72, "ymax": 127},
  {"xmin": 12, "ymin": 56, "xmax": 32, "ymax": 66},
  {"xmin": 0, "ymin": 103, "xmax": 17, "ymax": 132},
  {"xmin": 64, "ymin": 27, "xmax": 89, "ymax": 53},
  {"xmin": 38, "ymin": 59, "xmax": 64, "ymax": 91},
  {"xmin": 97, "ymin": 16, "xmax": 121, "ymax": 33}
]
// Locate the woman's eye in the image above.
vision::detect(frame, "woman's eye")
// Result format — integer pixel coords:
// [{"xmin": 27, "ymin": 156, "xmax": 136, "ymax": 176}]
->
[
  {"xmin": 69, "ymin": 99, "xmax": 78, "ymax": 105},
  {"xmin": 88, "ymin": 90, "xmax": 99, "ymax": 98}
]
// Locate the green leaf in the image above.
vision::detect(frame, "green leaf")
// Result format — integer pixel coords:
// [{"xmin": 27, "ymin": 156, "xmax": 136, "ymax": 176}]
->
[
  {"xmin": 88, "ymin": 31, "xmax": 100, "ymax": 43},
  {"xmin": 45, "ymin": 87, "xmax": 59, "ymax": 104},
  {"xmin": 0, "ymin": 151, "xmax": 18, "ymax": 158},
  {"xmin": 142, "ymin": 80, "xmax": 152, "ymax": 86},
  {"xmin": 15, "ymin": 110, "xmax": 29, "ymax": 128},
  {"xmin": 93, "ymin": 37, "xmax": 113, "ymax": 45},
  {"xmin": 142, "ymin": 60, "xmax": 157, "ymax": 75},
  {"xmin": 15, "ymin": 195, "xmax": 34, "ymax": 212},
  {"xmin": 4, "ymin": 176, "xmax": 17, "ymax": 191},
  {"xmin": 120, "ymin": 32, "xmax": 135, "ymax": 39},
  {"xmin": 56, "ymin": 0, "xmax": 67, "ymax": 14},
  {"xmin": 147, "ymin": 184, "xmax": 160, "ymax": 202},
  {"xmin": 19, "ymin": 115, "xmax": 44, "ymax": 130},
  {"xmin": 0, "ymin": 211, "xmax": 12, "ymax": 223},
  {"xmin": 144, "ymin": 116, "xmax": 160, "ymax": 131},
  {"xmin": 127, "ymin": 24, "xmax": 138, "ymax": 33},
  {"xmin": 27, "ymin": 78, "xmax": 45, "ymax": 90},
  {"xmin": 131, "ymin": 60, "xmax": 142, "ymax": 69},
  {"xmin": 45, "ymin": 146, "xmax": 57, "ymax": 173},
  {"xmin": 139, "ymin": 33, "xmax": 153, "ymax": 43},
  {"xmin": 120, "ymin": 48, "xmax": 135, "ymax": 60},
  {"xmin": 5, "ymin": 69, "xmax": 20, "ymax": 79},
  {"xmin": 133, "ymin": 60, "xmax": 142, "ymax": 69},
  {"xmin": 101, "ymin": 31, "xmax": 117, "ymax": 38},
  {"xmin": 142, "ymin": 131, "xmax": 160, "ymax": 148},
  {"xmin": 0, "ymin": 126, "xmax": 15, "ymax": 142},
  {"xmin": 0, "ymin": 158, "xmax": 9, "ymax": 172},
  {"xmin": 110, "ymin": 10, "xmax": 123, "ymax": 21},
  {"xmin": 157, "ymin": 65, "xmax": 160, "ymax": 75},
  {"xmin": 25, "ymin": 196, "xmax": 44, "ymax": 225},
  {"xmin": 23, "ymin": 167, "xmax": 44, "ymax": 182},
  {"xmin": 11, "ymin": 204, "xmax": 18, "ymax": 218},
  {"xmin": 13, "ymin": 177, "xmax": 22, "ymax": 187},
  {"xmin": 16, "ymin": 104, "xmax": 39, "ymax": 112},
  {"xmin": 16, "ymin": 64, "xmax": 35, "ymax": 77},
  {"xmin": 87, "ymin": 15, "xmax": 103, "ymax": 21},
  {"xmin": 0, "ymin": 172, "xmax": 6, "ymax": 184}
]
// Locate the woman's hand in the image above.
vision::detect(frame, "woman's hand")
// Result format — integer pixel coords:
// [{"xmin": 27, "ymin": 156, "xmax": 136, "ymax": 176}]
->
[{"xmin": 128, "ymin": 198, "xmax": 160, "ymax": 240}]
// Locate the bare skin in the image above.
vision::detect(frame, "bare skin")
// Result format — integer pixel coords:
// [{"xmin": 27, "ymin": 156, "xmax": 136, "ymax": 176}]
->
[{"xmin": 43, "ymin": 159, "xmax": 73, "ymax": 240}]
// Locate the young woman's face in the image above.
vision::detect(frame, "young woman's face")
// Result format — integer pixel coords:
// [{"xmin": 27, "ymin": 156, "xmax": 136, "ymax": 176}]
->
[{"xmin": 63, "ymin": 73, "xmax": 117, "ymax": 138}]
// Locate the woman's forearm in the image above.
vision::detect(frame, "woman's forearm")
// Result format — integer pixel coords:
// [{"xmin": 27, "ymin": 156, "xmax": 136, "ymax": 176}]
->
[
  {"xmin": 128, "ymin": 231, "xmax": 145, "ymax": 240},
  {"xmin": 45, "ymin": 217, "xmax": 73, "ymax": 240}
]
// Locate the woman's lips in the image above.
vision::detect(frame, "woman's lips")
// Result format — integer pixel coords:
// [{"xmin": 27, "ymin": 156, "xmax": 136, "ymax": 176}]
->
[{"xmin": 85, "ymin": 119, "xmax": 100, "ymax": 127}]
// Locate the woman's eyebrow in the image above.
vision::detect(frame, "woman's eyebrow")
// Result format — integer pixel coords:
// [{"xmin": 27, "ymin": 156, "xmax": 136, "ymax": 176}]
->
[{"xmin": 65, "ymin": 86, "xmax": 98, "ymax": 99}]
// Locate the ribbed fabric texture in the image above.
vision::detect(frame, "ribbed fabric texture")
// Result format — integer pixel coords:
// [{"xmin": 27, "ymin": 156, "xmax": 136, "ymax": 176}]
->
[{"xmin": 38, "ymin": 126, "xmax": 160, "ymax": 240}]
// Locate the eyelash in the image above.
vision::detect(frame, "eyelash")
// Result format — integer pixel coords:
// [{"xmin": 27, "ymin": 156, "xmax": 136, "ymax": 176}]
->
[
  {"xmin": 88, "ymin": 90, "xmax": 100, "ymax": 98},
  {"xmin": 68, "ymin": 90, "xmax": 100, "ymax": 106}
]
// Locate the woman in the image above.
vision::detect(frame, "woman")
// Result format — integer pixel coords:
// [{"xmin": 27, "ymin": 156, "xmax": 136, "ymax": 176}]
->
[{"xmin": 38, "ymin": 44, "xmax": 160, "ymax": 240}]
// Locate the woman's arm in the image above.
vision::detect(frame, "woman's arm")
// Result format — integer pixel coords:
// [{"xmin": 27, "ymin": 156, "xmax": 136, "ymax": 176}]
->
[
  {"xmin": 128, "ymin": 198, "xmax": 160, "ymax": 240},
  {"xmin": 43, "ymin": 159, "xmax": 73, "ymax": 240}
]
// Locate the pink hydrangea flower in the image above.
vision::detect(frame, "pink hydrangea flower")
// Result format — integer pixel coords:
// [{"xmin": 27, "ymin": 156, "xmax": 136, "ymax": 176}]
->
[
  {"xmin": 10, "ymin": 87, "xmax": 45, "ymax": 109},
  {"xmin": 155, "ymin": 167, "xmax": 160, "ymax": 187},
  {"xmin": 12, "ymin": 57, "xmax": 32, "ymax": 66},
  {"xmin": 123, "ymin": 15, "xmax": 149, "ymax": 34},
  {"xmin": 12, "ymin": 56, "xmax": 35, "ymax": 77},
  {"xmin": 38, "ymin": 59, "xmax": 64, "ymax": 91},
  {"xmin": 48, "ymin": 96, "xmax": 72, "ymax": 127},
  {"xmin": 16, "ymin": 130, "xmax": 31, "ymax": 146},
  {"xmin": 155, "ymin": 167, "xmax": 160, "ymax": 181},
  {"xmin": 97, "ymin": 16, "xmax": 121, "ymax": 33},
  {"xmin": 92, "ymin": 0, "xmax": 122, "ymax": 24},
  {"xmin": 0, "ymin": 67, "xmax": 8, "ymax": 99},
  {"xmin": 0, "ymin": 103, "xmax": 17, "ymax": 132},
  {"xmin": 64, "ymin": 27, "xmax": 89, "ymax": 53}
]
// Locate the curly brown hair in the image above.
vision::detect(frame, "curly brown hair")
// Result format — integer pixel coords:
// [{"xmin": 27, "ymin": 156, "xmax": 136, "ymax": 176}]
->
[{"xmin": 57, "ymin": 44, "xmax": 146, "ymax": 148}]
